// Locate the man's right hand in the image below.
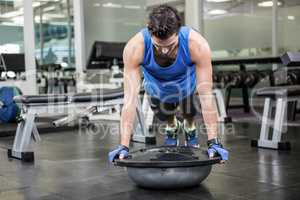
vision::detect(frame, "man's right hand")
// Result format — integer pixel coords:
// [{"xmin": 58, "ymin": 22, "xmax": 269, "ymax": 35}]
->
[{"xmin": 108, "ymin": 145, "xmax": 129, "ymax": 163}]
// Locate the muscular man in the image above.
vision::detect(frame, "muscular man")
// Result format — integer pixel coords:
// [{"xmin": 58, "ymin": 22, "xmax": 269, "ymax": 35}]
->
[{"xmin": 109, "ymin": 5, "xmax": 228, "ymax": 162}]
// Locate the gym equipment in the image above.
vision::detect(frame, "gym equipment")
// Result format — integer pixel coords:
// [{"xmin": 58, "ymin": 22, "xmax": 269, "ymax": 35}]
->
[
  {"xmin": 251, "ymin": 52, "xmax": 300, "ymax": 150},
  {"xmin": 86, "ymin": 41, "xmax": 125, "ymax": 70},
  {"xmin": 244, "ymin": 71, "xmax": 259, "ymax": 88},
  {"xmin": 213, "ymin": 57, "xmax": 281, "ymax": 113},
  {"xmin": 0, "ymin": 54, "xmax": 33, "ymax": 94},
  {"xmin": 37, "ymin": 64, "xmax": 76, "ymax": 94},
  {"xmin": 0, "ymin": 53, "xmax": 26, "ymax": 74},
  {"xmin": 0, "ymin": 53, "xmax": 26, "ymax": 81},
  {"xmin": 115, "ymin": 146, "xmax": 220, "ymax": 189},
  {"xmin": 287, "ymin": 71, "xmax": 298, "ymax": 85},
  {"xmin": 0, "ymin": 86, "xmax": 22, "ymax": 123},
  {"xmin": 109, "ymin": 58, "xmax": 123, "ymax": 87},
  {"xmin": 218, "ymin": 71, "xmax": 232, "ymax": 86},
  {"xmin": 7, "ymin": 87, "xmax": 155, "ymax": 162},
  {"xmin": 43, "ymin": 64, "xmax": 64, "ymax": 94},
  {"xmin": 61, "ymin": 67, "xmax": 77, "ymax": 93},
  {"xmin": 229, "ymin": 72, "xmax": 243, "ymax": 87},
  {"xmin": 281, "ymin": 52, "xmax": 300, "ymax": 66},
  {"xmin": 79, "ymin": 41, "xmax": 126, "ymax": 92},
  {"xmin": 213, "ymin": 73, "xmax": 219, "ymax": 84},
  {"xmin": 251, "ymin": 86, "xmax": 300, "ymax": 150},
  {"xmin": 8, "ymin": 86, "xmax": 229, "ymax": 162},
  {"xmin": 212, "ymin": 56, "xmax": 281, "ymax": 66},
  {"xmin": 286, "ymin": 70, "xmax": 300, "ymax": 85}
]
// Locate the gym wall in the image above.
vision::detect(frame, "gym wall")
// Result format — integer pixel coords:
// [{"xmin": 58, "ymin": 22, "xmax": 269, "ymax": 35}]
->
[{"xmin": 83, "ymin": 0, "xmax": 147, "ymax": 63}]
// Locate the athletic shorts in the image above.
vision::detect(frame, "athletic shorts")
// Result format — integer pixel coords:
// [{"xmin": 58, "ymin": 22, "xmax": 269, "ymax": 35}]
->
[{"xmin": 148, "ymin": 93, "xmax": 198, "ymax": 121}]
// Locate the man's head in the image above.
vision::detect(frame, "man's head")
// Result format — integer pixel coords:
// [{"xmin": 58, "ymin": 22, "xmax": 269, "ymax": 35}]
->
[
  {"xmin": 148, "ymin": 5, "xmax": 182, "ymax": 40},
  {"xmin": 148, "ymin": 5, "xmax": 181, "ymax": 56}
]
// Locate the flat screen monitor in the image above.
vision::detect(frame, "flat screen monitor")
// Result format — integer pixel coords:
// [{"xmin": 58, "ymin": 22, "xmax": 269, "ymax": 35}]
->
[
  {"xmin": 1, "ymin": 53, "xmax": 26, "ymax": 72},
  {"xmin": 86, "ymin": 41, "xmax": 125, "ymax": 70}
]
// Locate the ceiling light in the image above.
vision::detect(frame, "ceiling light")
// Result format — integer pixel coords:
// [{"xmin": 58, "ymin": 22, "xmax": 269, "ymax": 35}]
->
[
  {"xmin": 123, "ymin": 5, "xmax": 141, "ymax": 9},
  {"xmin": 0, "ymin": 10, "xmax": 23, "ymax": 18},
  {"xmin": 43, "ymin": 13, "xmax": 66, "ymax": 19},
  {"xmin": 1, "ymin": 22, "xmax": 18, "ymax": 26},
  {"xmin": 102, "ymin": 3, "xmax": 122, "ymax": 8},
  {"xmin": 12, "ymin": 16, "xmax": 24, "ymax": 25},
  {"xmin": 34, "ymin": 15, "xmax": 50, "ymax": 22},
  {"xmin": 287, "ymin": 16, "xmax": 295, "ymax": 20},
  {"xmin": 208, "ymin": 9, "xmax": 228, "ymax": 15},
  {"xmin": 61, "ymin": 62, "xmax": 68, "ymax": 68},
  {"xmin": 43, "ymin": 6, "xmax": 56, "ymax": 12},
  {"xmin": 206, "ymin": 0, "xmax": 232, "ymax": 2},
  {"xmin": 32, "ymin": 2, "xmax": 41, "ymax": 8},
  {"xmin": 258, "ymin": 1, "xmax": 282, "ymax": 7},
  {"xmin": 93, "ymin": 3, "xmax": 101, "ymax": 7}
]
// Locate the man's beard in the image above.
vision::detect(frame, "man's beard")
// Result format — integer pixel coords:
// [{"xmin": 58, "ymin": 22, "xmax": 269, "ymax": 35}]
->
[{"xmin": 155, "ymin": 45, "xmax": 178, "ymax": 60}]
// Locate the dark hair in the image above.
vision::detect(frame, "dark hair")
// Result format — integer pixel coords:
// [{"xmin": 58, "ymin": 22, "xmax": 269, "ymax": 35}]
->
[{"xmin": 148, "ymin": 5, "xmax": 181, "ymax": 39}]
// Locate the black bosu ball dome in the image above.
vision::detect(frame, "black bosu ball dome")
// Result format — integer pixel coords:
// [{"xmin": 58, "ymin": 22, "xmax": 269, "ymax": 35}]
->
[{"xmin": 115, "ymin": 146, "xmax": 221, "ymax": 189}]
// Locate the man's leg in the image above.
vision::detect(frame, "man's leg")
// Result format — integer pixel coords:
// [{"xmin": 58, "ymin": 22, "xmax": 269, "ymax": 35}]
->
[
  {"xmin": 148, "ymin": 97, "xmax": 180, "ymax": 146},
  {"xmin": 180, "ymin": 93, "xmax": 199, "ymax": 147}
]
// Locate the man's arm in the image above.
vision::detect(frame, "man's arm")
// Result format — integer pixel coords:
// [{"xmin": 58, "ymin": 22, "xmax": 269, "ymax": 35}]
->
[
  {"xmin": 120, "ymin": 33, "xmax": 144, "ymax": 149},
  {"xmin": 189, "ymin": 30, "xmax": 218, "ymax": 141}
]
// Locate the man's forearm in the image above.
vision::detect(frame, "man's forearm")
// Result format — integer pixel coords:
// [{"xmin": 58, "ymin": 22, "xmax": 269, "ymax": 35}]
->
[
  {"xmin": 120, "ymin": 107, "xmax": 136, "ymax": 147},
  {"xmin": 199, "ymin": 94, "xmax": 218, "ymax": 140}
]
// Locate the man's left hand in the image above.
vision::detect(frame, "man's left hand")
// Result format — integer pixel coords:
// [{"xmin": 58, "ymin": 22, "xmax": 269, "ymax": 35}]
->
[{"xmin": 207, "ymin": 143, "xmax": 229, "ymax": 163}]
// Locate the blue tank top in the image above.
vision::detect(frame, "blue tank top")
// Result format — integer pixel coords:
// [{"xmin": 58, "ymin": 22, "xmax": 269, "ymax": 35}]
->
[{"xmin": 141, "ymin": 26, "xmax": 196, "ymax": 103}]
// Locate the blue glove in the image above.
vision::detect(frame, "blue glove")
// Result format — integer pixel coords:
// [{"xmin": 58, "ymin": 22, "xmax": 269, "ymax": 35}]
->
[
  {"xmin": 207, "ymin": 139, "xmax": 229, "ymax": 161},
  {"xmin": 108, "ymin": 145, "xmax": 129, "ymax": 163}
]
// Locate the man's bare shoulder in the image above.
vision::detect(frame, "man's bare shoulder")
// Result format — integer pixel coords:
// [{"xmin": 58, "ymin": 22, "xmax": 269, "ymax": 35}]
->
[
  {"xmin": 123, "ymin": 32, "xmax": 144, "ymax": 64},
  {"xmin": 189, "ymin": 29, "xmax": 211, "ymax": 63}
]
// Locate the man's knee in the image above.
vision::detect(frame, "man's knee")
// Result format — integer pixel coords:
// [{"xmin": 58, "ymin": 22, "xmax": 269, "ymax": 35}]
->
[{"xmin": 148, "ymin": 97, "xmax": 177, "ymax": 122}]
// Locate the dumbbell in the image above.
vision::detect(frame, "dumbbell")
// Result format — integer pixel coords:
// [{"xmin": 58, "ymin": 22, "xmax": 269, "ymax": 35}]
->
[
  {"xmin": 249, "ymin": 70, "xmax": 271, "ymax": 87},
  {"xmin": 215, "ymin": 72, "xmax": 224, "ymax": 86},
  {"xmin": 219, "ymin": 71, "xmax": 232, "ymax": 86},
  {"xmin": 258, "ymin": 70, "xmax": 271, "ymax": 80},
  {"xmin": 287, "ymin": 70, "xmax": 300, "ymax": 85},
  {"xmin": 220, "ymin": 71, "xmax": 243, "ymax": 88},
  {"xmin": 230, "ymin": 72, "xmax": 244, "ymax": 87},
  {"xmin": 214, "ymin": 72, "xmax": 229, "ymax": 88},
  {"xmin": 293, "ymin": 70, "xmax": 300, "ymax": 84},
  {"xmin": 244, "ymin": 71, "xmax": 260, "ymax": 88},
  {"xmin": 213, "ymin": 73, "xmax": 219, "ymax": 83}
]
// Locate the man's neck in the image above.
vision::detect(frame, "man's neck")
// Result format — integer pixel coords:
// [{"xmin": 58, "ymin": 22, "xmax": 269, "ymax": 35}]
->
[{"xmin": 153, "ymin": 46, "xmax": 178, "ymax": 67}]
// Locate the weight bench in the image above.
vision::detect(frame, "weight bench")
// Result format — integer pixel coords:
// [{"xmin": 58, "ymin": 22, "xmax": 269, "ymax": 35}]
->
[
  {"xmin": 7, "ymin": 88, "xmax": 156, "ymax": 162},
  {"xmin": 251, "ymin": 85, "xmax": 300, "ymax": 150}
]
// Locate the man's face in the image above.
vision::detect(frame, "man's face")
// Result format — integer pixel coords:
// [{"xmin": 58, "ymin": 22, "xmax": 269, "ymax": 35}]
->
[{"xmin": 151, "ymin": 33, "xmax": 178, "ymax": 58}]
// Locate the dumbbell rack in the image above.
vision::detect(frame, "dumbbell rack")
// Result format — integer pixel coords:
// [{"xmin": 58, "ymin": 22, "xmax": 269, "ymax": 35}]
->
[{"xmin": 212, "ymin": 57, "xmax": 282, "ymax": 113}]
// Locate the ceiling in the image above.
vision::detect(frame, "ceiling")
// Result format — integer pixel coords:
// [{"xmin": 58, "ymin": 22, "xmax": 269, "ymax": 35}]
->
[
  {"xmin": 0, "ymin": 0, "xmax": 73, "ymax": 26},
  {"xmin": 0, "ymin": 0, "xmax": 299, "ymax": 26}
]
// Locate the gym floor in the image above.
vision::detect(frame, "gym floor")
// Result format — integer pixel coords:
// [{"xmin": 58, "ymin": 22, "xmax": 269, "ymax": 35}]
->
[{"xmin": 0, "ymin": 119, "xmax": 300, "ymax": 200}]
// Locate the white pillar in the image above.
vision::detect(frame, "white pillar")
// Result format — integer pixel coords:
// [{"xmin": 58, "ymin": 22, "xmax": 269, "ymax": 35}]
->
[
  {"xmin": 185, "ymin": 0, "xmax": 204, "ymax": 34},
  {"xmin": 24, "ymin": 0, "xmax": 37, "ymax": 95},
  {"xmin": 73, "ymin": 0, "xmax": 86, "ymax": 91},
  {"xmin": 272, "ymin": 0, "xmax": 278, "ymax": 71},
  {"xmin": 272, "ymin": 0, "xmax": 278, "ymax": 56}
]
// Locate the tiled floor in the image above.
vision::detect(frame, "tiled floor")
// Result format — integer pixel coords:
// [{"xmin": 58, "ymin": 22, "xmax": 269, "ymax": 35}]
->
[{"xmin": 0, "ymin": 120, "xmax": 300, "ymax": 200}]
